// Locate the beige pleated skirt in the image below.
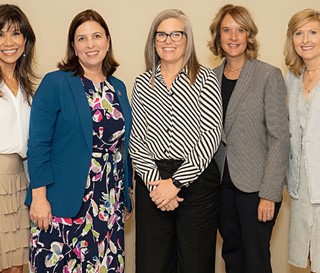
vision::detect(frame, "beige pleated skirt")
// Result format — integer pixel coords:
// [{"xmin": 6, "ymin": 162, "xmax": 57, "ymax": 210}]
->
[{"xmin": 0, "ymin": 154, "xmax": 30, "ymax": 271}]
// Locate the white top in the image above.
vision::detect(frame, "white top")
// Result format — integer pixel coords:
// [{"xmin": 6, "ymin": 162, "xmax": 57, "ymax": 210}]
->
[{"xmin": 0, "ymin": 83, "xmax": 31, "ymax": 158}]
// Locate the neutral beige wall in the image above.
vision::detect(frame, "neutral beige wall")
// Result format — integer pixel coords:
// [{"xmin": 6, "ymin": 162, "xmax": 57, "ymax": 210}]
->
[{"xmin": 3, "ymin": 0, "xmax": 318, "ymax": 272}]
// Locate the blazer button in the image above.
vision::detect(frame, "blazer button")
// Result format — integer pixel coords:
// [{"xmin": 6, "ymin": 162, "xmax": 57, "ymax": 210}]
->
[
  {"xmin": 290, "ymin": 154, "xmax": 293, "ymax": 159},
  {"xmin": 289, "ymin": 133, "xmax": 292, "ymax": 137}
]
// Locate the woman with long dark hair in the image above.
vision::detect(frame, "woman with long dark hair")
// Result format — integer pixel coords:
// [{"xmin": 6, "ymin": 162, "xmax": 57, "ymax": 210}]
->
[{"xmin": 0, "ymin": 4, "xmax": 36, "ymax": 273}]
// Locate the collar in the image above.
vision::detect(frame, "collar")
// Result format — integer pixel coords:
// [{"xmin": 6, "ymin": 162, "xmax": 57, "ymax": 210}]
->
[{"xmin": 154, "ymin": 62, "xmax": 188, "ymax": 80}]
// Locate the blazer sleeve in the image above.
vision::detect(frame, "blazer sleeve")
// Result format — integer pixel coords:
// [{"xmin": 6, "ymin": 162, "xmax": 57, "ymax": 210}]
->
[
  {"xmin": 259, "ymin": 67, "xmax": 289, "ymax": 201},
  {"xmin": 27, "ymin": 73, "xmax": 61, "ymax": 189}
]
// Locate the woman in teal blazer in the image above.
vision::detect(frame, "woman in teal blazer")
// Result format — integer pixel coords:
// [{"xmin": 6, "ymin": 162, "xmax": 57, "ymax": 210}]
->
[
  {"xmin": 26, "ymin": 9, "xmax": 132, "ymax": 272},
  {"xmin": 25, "ymin": 71, "xmax": 132, "ymax": 217}
]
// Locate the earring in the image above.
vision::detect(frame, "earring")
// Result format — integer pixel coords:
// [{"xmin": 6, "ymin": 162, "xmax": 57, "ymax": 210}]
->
[
  {"xmin": 23, "ymin": 53, "xmax": 26, "ymax": 57},
  {"xmin": 75, "ymin": 51, "xmax": 78, "ymax": 56}
]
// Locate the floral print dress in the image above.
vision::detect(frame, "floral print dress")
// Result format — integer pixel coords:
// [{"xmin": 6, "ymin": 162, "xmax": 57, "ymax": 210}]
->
[{"xmin": 30, "ymin": 77, "xmax": 126, "ymax": 273}]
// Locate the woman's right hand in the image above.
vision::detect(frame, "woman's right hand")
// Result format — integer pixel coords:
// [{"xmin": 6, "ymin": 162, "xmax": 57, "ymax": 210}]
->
[
  {"xmin": 161, "ymin": 196, "xmax": 184, "ymax": 212},
  {"xmin": 30, "ymin": 186, "xmax": 52, "ymax": 230}
]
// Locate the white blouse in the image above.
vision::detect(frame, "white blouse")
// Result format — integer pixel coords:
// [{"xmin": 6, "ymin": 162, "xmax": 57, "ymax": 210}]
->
[{"xmin": 0, "ymin": 83, "xmax": 31, "ymax": 158}]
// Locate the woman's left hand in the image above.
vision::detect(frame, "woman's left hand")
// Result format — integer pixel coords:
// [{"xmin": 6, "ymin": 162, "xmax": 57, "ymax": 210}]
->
[
  {"xmin": 258, "ymin": 198, "xmax": 275, "ymax": 222},
  {"xmin": 148, "ymin": 179, "xmax": 180, "ymax": 209}
]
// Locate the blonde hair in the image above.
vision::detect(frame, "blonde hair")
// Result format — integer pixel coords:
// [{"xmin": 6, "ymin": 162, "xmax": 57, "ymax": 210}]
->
[
  {"xmin": 144, "ymin": 9, "xmax": 199, "ymax": 85},
  {"xmin": 284, "ymin": 9, "xmax": 320, "ymax": 76},
  {"xmin": 208, "ymin": 4, "xmax": 259, "ymax": 60}
]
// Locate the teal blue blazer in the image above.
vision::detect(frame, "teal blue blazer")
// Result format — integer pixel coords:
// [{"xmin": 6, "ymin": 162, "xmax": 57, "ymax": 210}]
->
[{"xmin": 25, "ymin": 70, "xmax": 132, "ymax": 217}]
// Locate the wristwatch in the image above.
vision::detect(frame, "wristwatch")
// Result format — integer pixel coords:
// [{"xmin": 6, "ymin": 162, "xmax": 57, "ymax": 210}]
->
[{"xmin": 172, "ymin": 178, "xmax": 183, "ymax": 189}]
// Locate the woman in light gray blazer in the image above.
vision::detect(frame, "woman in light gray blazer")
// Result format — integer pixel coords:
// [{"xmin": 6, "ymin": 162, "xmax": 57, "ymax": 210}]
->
[
  {"xmin": 208, "ymin": 4, "xmax": 289, "ymax": 273},
  {"xmin": 285, "ymin": 9, "xmax": 320, "ymax": 273}
]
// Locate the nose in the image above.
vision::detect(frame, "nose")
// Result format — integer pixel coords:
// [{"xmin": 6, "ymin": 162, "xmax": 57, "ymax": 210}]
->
[
  {"xmin": 86, "ymin": 37, "xmax": 94, "ymax": 48},
  {"xmin": 3, "ymin": 34, "xmax": 14, "ymax": 46},
  {"xmin": 302, "ymin": 33, "xmax": 309, "ymax": 44},
  {"xmin": 230, "ymin": 30, "xmax": 237, "ymax": 40},
  {"xmin": 164, "ymin": 35, "xmax": 173, "ymax": 44}
]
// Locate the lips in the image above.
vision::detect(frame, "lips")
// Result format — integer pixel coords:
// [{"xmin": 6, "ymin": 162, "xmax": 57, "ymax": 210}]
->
[
  {"xmin": 86, "ymin": 50, "xmax": 99, "ymax": 56},
  {"xmin": 228, "ymin": 43, "xmax": 239, "ymax": 48},
  {"xmin": 162, "ymin": 47, "xmax": 176, "ymax": 51},
  {"xmin": 301, "ymin": 45, "xmax": 314, "ymax": 50},
  {"xmin": 1, "ymin": 49, "xmax": 18, "ymax": 55}
]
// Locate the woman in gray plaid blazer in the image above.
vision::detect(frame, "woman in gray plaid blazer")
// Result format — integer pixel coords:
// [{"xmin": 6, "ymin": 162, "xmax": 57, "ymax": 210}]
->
[{"xmin": 209, "ymin": 4, "xmax": 289, "ymax": 273}]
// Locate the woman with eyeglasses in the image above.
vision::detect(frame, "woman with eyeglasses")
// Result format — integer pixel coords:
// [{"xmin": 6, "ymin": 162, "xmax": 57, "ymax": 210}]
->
[{"xmin": 129, "ymin": 9, "xmax": 222, "ymax": 273}]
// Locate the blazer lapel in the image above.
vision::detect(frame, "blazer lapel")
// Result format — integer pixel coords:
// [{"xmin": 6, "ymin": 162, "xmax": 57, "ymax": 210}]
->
[
  {"xmin": 67, "ymin": 76, "xmax": 92, "ymax": 151},
  {"xmin": 223, "ymin": 59, "xmax": 255, "ymax": 136}
]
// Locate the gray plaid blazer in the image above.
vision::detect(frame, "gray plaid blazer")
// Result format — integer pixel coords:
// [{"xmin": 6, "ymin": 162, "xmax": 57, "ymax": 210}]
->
[{"xmin": 214, "ymin": 58, "xmax": 289, "ymax": 202}]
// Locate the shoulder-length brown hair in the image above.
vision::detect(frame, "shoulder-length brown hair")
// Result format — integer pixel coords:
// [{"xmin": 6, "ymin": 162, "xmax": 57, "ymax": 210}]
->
[
  {"xmin": 144, "ymin": 9, "xmax": 200, "ymax": 85},
  {"xmin": 285, "ymin": 9, "xmax": 320, "ymax": 76},
  {"xmin": 0, "ymin": 4, "xmax": 37, "ymax": 102},
  {"xmin": 208, "ymin": 4, "xmax": 259, "ymax": 60},
  {"xmin": 58, "ymin": 9, "xmax": 119, "ymax": 77}
]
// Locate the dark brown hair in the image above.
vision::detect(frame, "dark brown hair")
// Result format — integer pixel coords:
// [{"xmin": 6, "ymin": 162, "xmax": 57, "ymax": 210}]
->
[
  {"xmin": 0, "ymin": 4, "xmax": 37, "ymax": 101},
  {"xmin": 58, "ymin": 9, "xmax": 119, "ymax": 77}
]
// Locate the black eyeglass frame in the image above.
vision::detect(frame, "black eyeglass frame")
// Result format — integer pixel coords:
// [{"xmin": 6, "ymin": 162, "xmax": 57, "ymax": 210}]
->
[{"xmin": 154, "ymin": 31, "xmax": 186, "ymax": 42}]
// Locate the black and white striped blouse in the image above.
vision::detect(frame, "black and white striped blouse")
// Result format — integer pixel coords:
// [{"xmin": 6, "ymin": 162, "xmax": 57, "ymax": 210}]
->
[{"xmin": 129, "ymin": 64, "xmax": 222, "ymax": 190}]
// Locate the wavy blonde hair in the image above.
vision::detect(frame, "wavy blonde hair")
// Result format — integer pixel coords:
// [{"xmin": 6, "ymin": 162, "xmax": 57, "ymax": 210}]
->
[
  {"xmin": 208, "ymin": 4, "xmax": 259, "ymax": 60},
  {"xmin": 284, "ymin": 9, "xmax": 320, "ymax": 76}
]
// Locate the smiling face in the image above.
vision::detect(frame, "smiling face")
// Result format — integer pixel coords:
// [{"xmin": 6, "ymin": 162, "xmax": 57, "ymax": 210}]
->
[
  {"xmin": 293, "ymin": 20, "xmax": 320, "ymax": 65},
  {"xmin": 220, "ymin": 13, "xmax": 247, "ymax": 60},
  {"xmin": 155, "ymin": 17, "xmax": 186, "ymax": 68},
  {"xmin": 73, "ymin": 20, "xmax": 109, "ymax": 74},
  {"xmin": 0, "ymin": 22, "xmax": 26, "ymax": 70}
]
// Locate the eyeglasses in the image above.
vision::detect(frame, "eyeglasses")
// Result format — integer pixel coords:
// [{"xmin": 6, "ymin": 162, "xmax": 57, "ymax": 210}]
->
[{"xmin": 155, "ymin": 31, "xmax": 185, "ymax": 42}]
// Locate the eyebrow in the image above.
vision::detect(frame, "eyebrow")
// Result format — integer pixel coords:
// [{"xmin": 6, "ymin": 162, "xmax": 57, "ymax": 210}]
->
[{"xmin": 75, "ymin": 31, "xmax": 103, "ymax": 37}]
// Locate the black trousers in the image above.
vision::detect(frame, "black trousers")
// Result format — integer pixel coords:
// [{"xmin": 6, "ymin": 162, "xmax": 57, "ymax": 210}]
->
[
  {"xmin": 219, "ymin": 174, "xmax": 281, "ymax": 273},
  {"xmin": 135, "ymin": 159, "xmax": 220, "ymax": 273}
]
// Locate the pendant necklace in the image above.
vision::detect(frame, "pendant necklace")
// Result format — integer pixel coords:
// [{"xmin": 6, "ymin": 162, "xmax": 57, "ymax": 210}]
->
[
  {"xmin": 304, "ymin": 67, "xmax": 320, "ymax": 94},
  {"xmin": 225, "ymin": 65, "xmax": 243, "ymax": 73}
]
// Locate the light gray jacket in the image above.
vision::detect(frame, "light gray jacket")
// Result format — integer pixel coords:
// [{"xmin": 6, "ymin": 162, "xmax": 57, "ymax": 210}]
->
[
  {"xmin": 214, "ymin": 58, "xmax": 289, "ymax": 202},
  {"xmin": 286, "ymin": 71, "xmax": 320, "ymax": 203}
]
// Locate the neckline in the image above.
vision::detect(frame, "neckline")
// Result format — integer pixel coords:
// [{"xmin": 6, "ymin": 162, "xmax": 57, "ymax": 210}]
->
[
  {"xmin": 2, "ymin": 82, "xmax": 20, "ymax": 99},
  {"xmin": 223, "ymin": 73, "xmax": 238, "ymax": 81}
]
